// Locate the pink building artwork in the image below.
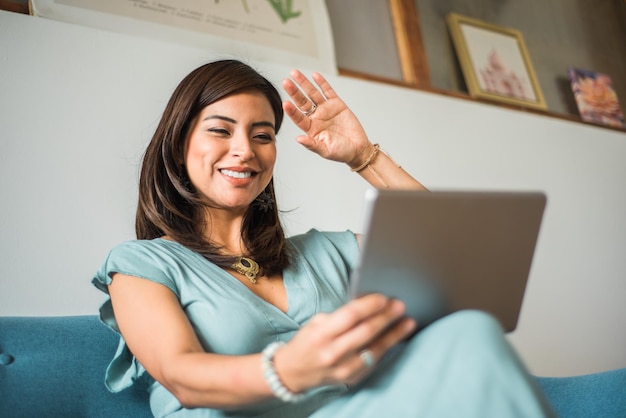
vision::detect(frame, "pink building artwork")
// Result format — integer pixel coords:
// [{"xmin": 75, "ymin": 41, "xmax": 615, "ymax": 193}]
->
[{"xmin": 479, "ymin": 50, "xmax": 534, "ymax": 101}]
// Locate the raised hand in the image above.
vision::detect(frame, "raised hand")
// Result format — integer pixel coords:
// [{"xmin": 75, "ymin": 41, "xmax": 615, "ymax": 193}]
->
[{"xmin": 282, "ymin": 70, "xmax": 374, "ymax": 168}]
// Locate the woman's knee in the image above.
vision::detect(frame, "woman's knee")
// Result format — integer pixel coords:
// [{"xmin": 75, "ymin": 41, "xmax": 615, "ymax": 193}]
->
[
  {"xmin": 445, "ymin": 309, "xmax": 503, "ymax": 334},
  {"xmin": 419, "ymin": 309, "xmax": 507, "ymax": 349}
]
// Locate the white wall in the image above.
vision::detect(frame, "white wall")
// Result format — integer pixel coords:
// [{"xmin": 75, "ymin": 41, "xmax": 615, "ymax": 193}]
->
[{"xmin": 1, "ymin": 10, "xmax": 625, "ymax": 378}]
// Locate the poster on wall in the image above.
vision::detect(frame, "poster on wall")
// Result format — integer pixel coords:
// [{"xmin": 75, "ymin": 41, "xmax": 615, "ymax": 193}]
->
[
  {"xmin": 29, "ymin": 0, "xmax": 336, "ymax": 73},
  {"xmin": 568, "ymin": 68, "xmax": 625, "ymax": 129}
]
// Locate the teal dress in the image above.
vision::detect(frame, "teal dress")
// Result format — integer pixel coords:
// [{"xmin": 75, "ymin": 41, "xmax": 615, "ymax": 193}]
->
[{"xmin": 93, "ymin": 229, "xmax": 555, "ymax": 418}]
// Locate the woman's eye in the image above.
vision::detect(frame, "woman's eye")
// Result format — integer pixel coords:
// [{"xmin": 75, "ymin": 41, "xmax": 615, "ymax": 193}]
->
[
  {"xmin": 254, "ymin": 133, "xmax": 274, "ymax": 142},
  {"xmin": 208, "ymin": 128, "xmax": 230, "ymax": 136}
]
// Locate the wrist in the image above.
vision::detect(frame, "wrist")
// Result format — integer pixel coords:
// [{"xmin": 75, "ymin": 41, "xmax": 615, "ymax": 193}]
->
[
  {"xmin": 348, "ymin": 143, "xmax": 379, "ymax": 172},
  {"xmin": 261, "ymin": 341, "xmax": 305, "ymax": 403}
]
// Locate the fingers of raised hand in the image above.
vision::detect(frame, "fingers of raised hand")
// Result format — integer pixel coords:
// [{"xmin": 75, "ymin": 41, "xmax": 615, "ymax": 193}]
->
[
  {"xmin": 289, "ymin": 69, "xmax": 328, "ymax": 104},
  {"xmin": 282, "ymin": 78, "xmax": 317, "ymax": 118},
  {"xmin": 283, "ymin": 69, "xmax": 339, "ymax": 119}
]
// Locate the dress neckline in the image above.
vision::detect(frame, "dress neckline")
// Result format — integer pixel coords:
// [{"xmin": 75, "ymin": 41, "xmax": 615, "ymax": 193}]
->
[{"xmin": 152, "ymin": 237, "xmax": 317, "ymax": 323}]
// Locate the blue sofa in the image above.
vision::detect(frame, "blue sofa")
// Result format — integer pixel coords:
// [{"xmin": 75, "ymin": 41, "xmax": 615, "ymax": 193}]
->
[{"xmin": 1, "ymin": 315, "xmax": 625, "ymax": 417}]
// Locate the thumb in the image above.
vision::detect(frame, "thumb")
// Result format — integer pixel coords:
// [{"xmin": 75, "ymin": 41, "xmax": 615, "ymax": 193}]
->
[{"xmin": 296, "ymin": 135, "xmax": 318, "ymax": 151}]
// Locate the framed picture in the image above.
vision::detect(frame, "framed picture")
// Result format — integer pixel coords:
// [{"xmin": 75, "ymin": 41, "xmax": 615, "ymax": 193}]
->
[
  {"xmin": 29, "ymin": 0, "xmax": 337, "ymax": 73},
  {"xmin": 568, "ymin": 68, "xmax": 625, "ymax": 128},
  {"xmin": 446, "ymin": 13, "xmax": 547, "ymax": 111}
]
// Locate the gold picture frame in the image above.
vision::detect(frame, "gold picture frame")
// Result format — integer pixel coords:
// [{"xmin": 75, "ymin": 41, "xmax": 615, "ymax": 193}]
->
[{"xmin": 446, "ymin": 13, "xmax": 547, "ymax": 110}]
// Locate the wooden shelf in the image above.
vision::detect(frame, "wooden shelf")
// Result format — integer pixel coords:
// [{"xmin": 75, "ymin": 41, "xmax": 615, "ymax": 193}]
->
[
  {"xmin": 339, "ymin": 68, "xmax": 626, "ymax": 134},
  {"xmin": 327, "ymin": 0, "xmax": 626, "ymax": 132},
  {"xmin": 4, "ymin": 0, "xmax": 625, "ymax": 132},
  {"xmin": 0, "ymin": 0, "xmax": 28, "ymax": 14}
]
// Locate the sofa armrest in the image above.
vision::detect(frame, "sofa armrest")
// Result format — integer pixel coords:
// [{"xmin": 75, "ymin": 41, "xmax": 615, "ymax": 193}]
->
[
  {"xmin": 0, "ymin": 315, "xmax": 151, "ymax": 418},
  {"xmin": 536, "ymin": 368, "xmax": 626, "ymax": 418}
]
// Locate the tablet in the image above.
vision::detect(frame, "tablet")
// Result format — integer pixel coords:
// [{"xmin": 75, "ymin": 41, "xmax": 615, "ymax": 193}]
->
[{"xmin": 349, "ymin": 189, "xmax": 546, "ymax": 332}]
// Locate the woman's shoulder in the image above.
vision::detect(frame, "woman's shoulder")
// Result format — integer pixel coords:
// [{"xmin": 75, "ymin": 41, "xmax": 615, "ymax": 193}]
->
[
  {"xmin": 106, "ymin": 237, "xmax": 189, "ymax": 260},
  {"xmin": 288, "ymin": 229, "xmax": 359, "ymax": 262},
  {"xmin": 108, "ymin": 237, "xmax": 171, "ymax": 250},
  {"xmin": 95, "ymin": 238, "xmax": 195, "ymax": 293},
  {"xmin": 288, "ymin": 228, "xmax": 357, "ymax": 247},
  {"xmin": 286, "ymin": 229, "xmax": 360, "ymax": 293}
]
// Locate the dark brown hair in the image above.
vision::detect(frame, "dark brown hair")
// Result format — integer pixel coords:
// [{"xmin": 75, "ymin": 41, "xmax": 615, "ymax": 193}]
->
[{"xmin": 135, "ymin": 60, "xmax": 290, "ymax": 275}]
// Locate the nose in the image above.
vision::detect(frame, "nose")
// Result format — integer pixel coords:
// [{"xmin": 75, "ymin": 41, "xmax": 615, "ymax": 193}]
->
[{"xmin": 230, "ymin": 131, "xmax": 255, "ymax": 161}]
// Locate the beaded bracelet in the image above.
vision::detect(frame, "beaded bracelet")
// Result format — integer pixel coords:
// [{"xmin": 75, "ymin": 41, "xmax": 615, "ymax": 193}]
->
[{"xmin": 261, "ymin": 341, "xmax": 305, "ymax": 403}]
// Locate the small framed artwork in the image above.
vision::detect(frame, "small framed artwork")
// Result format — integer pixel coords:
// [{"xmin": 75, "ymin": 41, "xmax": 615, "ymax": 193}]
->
[
  {"xmin": 446, "ymin": 13, "xmax": 547, "ymax": 111},
  {"xmin": 568, "ymin": 68, "xmax": 625, "ymax": 128}
]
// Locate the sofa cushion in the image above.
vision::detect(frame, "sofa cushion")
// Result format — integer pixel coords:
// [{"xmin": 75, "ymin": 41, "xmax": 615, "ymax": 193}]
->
[
  {"xmin": 0, "ymin": 315, "xmax": 151, "ymax": 418},
  {"xmin": 536, "ymin": 368, "xmax": 626, "ymax": 418},
  {"xmin": 3, "ymin": 315, "xmax": 626, "ymax": 418}
]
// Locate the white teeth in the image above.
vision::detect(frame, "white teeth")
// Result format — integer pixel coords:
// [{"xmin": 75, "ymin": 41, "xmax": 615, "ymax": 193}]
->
[{"xmin": 221, "ymin": 169, "xmax": 252, "ymax": 179}]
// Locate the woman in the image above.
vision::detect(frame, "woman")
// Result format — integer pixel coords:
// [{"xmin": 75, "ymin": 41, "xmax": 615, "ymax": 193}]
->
[{"xmin": 93, "ymin": 60, "xmax": 554, "ymax": 417}]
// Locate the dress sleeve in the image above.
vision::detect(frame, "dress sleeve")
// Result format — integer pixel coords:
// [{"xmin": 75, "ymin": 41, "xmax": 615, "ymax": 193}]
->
[{"xmin": 91, "ymin": 240, "xmax": 179, "ymax": 392}]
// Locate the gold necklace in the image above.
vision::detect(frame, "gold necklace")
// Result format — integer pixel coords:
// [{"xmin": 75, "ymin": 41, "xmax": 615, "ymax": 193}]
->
[{"xmin": 231, "ymin": 256, "xmax": 260, "ymax": 284}]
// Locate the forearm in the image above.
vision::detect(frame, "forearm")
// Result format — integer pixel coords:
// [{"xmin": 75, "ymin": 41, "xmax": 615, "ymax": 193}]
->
[
  {"xmin": 161, "ymin": 352, "xmax": 274, "ymax": 409},
  {"xmin": 350, "ymin": 143, "xmax": 428, "ymax": 190},
  {"xmin": 153, "ymin": 296, "xmax": 417, "ymax": 411}
]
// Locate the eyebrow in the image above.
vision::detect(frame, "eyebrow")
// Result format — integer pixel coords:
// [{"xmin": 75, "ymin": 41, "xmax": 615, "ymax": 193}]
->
[{"xmin": 202, "ymin": 115, "xmax": 275, "ymax": 130}]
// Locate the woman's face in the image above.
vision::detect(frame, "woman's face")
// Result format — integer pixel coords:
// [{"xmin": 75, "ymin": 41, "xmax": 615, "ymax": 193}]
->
[{"xmin": 185, "ymin": 91, "xmax": 277, "ymax": 213}]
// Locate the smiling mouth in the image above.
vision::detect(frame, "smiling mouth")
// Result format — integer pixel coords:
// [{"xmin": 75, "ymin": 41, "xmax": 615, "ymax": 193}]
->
[{"xmin": 220, "ymin": 169, "xmax": 253, "ymax": 179}]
